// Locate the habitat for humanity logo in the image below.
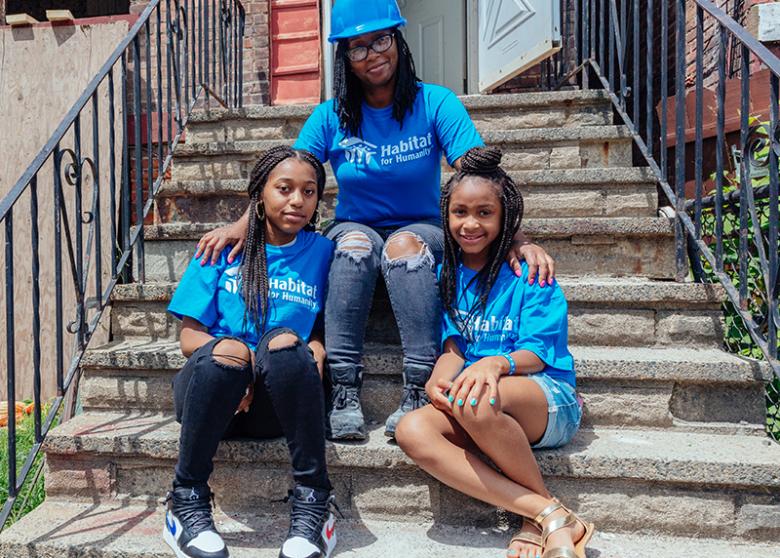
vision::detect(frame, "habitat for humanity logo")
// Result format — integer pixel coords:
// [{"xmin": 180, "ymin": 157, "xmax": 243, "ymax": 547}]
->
[
  {"xmin": 223, "ymin": 265, "xmax": 240, "ymax": 294},
  {"xmin": 340, "ymin": 137, "xmax": 377, "ymax": 164}
]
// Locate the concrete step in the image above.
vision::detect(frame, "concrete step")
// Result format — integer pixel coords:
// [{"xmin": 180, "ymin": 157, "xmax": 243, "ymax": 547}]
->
[
  {"xmin": 5, "ymin": 500, "xmax": 780, "ymax": 558},
  {"xmin": 155, "ymin": 167, "xmax": 659, "ymax": 224},
  {"xmin": 40, "ymin": 412, "xmax": 780, "ymax": 542},
  {"xmin": 183, "ymin": 90, "xmax": 615, "ymax": 145},
  {"xmin": 79, "ymin": 340, "xmax": 770, "ymax": 431},
  {"xmin": 170, "ymin": 126, "xmax": 634, "ymax": 184},
  {"xmin": 133, "ymin": 218, "xmax": 676, "ymax": 282},
  {"xmin": 110, "ymin": 277, "xmax": 725, "ymax": 348}
]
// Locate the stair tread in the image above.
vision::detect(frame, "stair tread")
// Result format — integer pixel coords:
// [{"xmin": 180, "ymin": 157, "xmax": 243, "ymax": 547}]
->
[
  {"xmin": 175, "ymin": 126, "xmax": 634, "ymax": 157},
  {"xmin": 82, "ymin": 340, "xmax": 770, "ymax": 384},
  {"xmin": 5, "ymin": 500, "xmax": 779, "ymax": 558},
  {"xmin": 162, "ymin": 167, "xmax": 659, "ymax": 196},
  {"xmin": 139, "ymin": 218, "xmax": 675, "ymax": 241},
  {"xmin": 186, "ymin": 90, "xmax": 612, "ymax": 123},
  {"xmin": 112, "ymin": 276, "xmax": 724, "ymax": 305},
  {"xmin": 44, "ymin": 412, "xmax": 780, "ymax": 488}
]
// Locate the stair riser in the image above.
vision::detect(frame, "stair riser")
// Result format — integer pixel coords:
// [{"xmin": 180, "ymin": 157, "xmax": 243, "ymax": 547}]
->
[
  {"xmin": 79, "ymin": 368, "xmax": 766, "ymax": 429},
  {"xmin": 183, "ymin": 105, "xmax": 614, "ymax": 145},
  {"xmin": 134, "ymin": 233, "xmax": 675, "ymax": 283},
  {"xmin": 170, "ymin": 138, "xmax": 633, "ymax": 183},
  {"xmin": 42, "ymin": 453, "xmax": 780, "ymax": 542},
  {"xmin": 110, "ymin": 297, "xmax": 724, "ymax": 348},
  {"xmin": 154, "ymin": 185, "xmax": 658, "ymax": 224}
]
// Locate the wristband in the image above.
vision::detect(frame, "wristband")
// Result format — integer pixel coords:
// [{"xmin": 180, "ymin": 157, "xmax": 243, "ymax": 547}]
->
[{"xmin": 502, "ymin": 354, "xmax": 516, "ymax": 376}]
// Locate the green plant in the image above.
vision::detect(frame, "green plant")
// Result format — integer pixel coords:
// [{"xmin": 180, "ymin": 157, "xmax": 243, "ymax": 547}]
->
[
  {"xmin": 695, "ymin": 119, "xmax": 780, "ymax": 441},
  {"xmin": 0, "ymin": 403, "xmax": 56, "ymax": 526}
]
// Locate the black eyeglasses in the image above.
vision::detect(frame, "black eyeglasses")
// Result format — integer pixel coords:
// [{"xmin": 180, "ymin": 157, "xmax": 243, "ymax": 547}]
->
[{"xmin": 345, "ymin": 33, "xmax": 394, "ymax": 62}]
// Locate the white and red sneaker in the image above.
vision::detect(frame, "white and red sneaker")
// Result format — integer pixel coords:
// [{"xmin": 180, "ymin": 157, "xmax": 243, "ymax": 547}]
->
[{"xmin": 279, "ymin": 485, "xmax": 339, "ymax": 558}]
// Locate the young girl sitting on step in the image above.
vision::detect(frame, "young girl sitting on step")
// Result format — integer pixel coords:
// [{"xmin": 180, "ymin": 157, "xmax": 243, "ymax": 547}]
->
[
  {"xmin": 395, "ymin": 147, "xmax": 594, "ymax": 558},
  {"xmin": 164, "ymin": 146, "xmax": 338, "ymax": 558}
]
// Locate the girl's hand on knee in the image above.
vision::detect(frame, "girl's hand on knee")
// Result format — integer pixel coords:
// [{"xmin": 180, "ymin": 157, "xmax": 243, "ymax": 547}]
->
[
  {"xmin": 427, "ymin": 379, "xmax": 454, "ymax": 415},
  {"xmin": 451, "ymin": 358, "xmax": 503, "ymax": 409},
  {"xmin": 235, "ymin": 383, "xmax": 254, "ymax": 414}
]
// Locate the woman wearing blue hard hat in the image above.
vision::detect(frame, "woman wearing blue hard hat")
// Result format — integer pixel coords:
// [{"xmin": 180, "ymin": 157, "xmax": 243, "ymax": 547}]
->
[{"xmin": 196, "ymin": 0, "xmax": 555, "ymax": 443}]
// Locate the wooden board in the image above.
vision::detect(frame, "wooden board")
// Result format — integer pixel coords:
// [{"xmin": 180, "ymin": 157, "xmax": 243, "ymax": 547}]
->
[
  {"xmin": 46, "ymin": 10, "xmax": 75, "ymax": 22},
  {"xmin": 6, "ymin": 13, "xmax": 39, "ymax": 26}
]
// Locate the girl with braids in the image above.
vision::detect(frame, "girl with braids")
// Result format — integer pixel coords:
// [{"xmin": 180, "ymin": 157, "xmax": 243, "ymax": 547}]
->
[
  {"xmin": 396, "ymin": 148, "xmax": 593, "ymax": 558},
  {"xmin": 164, "ymin": 146, "xmax": 340, "ymax": 558},
  {"xmin": 195, "ymin": 0, "xmax": 556, "ymax": 441}
]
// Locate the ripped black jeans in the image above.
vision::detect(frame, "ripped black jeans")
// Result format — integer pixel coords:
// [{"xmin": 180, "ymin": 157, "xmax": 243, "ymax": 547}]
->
[{"xmin": 172, "ymin": 328, "xmax": 331, "ymax": 491}]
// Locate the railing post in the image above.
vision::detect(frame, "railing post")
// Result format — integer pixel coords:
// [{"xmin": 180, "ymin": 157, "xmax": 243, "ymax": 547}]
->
[{"xmin": 674, "ymin": 0, "xmax": 687, "ymax": 281}]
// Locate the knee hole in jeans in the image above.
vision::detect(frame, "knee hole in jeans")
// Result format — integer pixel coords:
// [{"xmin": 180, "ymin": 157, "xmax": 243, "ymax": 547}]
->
[
  {"xmin": 268, "ymin": 332, "xmax": 301, "ymax": 352},
  {"xmin": 336, "ymin": 231, "xmax": 373, "ymax": 261},
  {"xmin": 211, "ymin": 338, "xmax": 251, "ymax": 369},
  {"xmin": 383, "ymin": 232, "xmax": 434, "ymax": 271}
]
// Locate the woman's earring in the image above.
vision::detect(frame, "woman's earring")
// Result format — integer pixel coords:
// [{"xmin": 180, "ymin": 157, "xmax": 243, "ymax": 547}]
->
[{"xmin": 255, "ymin": 202, "xmax": 265, "ymax": 221}]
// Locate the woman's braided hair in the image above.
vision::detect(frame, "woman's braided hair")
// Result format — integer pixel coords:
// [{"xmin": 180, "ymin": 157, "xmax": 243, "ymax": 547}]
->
[
  {"xmin": 333, "ymin": 28, "xmax": 421, "ymax": 138},
  {"xmin": 240, "ymin": 145, "xmax": 326, "ymax": 333},
  {"xmin": 439, "ymin": 146, "xmax": 525, "ymax": 338}
]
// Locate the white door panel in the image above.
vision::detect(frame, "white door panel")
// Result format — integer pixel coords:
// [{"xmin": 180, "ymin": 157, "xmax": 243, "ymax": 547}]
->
[
  {"xmin": 401, "ymin": 0, "xmax": 466, "ymax": 93},
  {"xmin": 477, "ymin": 0, "xmax": 561, "ymax": 92}
]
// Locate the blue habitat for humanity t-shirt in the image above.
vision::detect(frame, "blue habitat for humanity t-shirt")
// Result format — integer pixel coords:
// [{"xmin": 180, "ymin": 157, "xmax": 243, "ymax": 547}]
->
[
  {"xmin": 441, "ymin": 262, "xmax": 576, "ymax": 387},
  {"xmin": 294, "ymin": 83, "xmax": 484, "ymax": 228},
  {"xmin": 168, "ymin": 230, "xmax": 334, "ymax": 349}
]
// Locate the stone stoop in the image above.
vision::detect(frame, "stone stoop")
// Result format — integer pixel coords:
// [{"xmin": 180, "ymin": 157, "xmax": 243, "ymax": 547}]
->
[{"xmin": 3, "ymin": 89, "xmax": 780, "ymax": 557}]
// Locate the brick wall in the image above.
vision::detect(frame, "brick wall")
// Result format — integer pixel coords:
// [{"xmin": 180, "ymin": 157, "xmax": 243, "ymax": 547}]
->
[{"xmin": 241, "ymin": 0, "xmax": 270, "ymax": 106}]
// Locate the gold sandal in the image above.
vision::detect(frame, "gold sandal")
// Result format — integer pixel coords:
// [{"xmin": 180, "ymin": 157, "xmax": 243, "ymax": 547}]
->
[
  {"xmin": 534, "ymin": 498, "xmax": 595, "ymax": 558},
  {"xmin": 507, "ymin": 517, "xmax": 543, "ymax": 556}
]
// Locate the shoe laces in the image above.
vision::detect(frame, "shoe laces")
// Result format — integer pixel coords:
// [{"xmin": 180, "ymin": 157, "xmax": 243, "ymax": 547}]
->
[
  {"xmin": 282, "ymin": 490, "xmax": 343, "ymax": 540},
  {"xmin": 332, "ymin": 384, "xmax": 361, "ymax": 411},
  {"xmin": 400, "ymin": 384, "xmax": 429, "ymax": 411},
  {"xmin": 165, "ymin": 486, "xmax": 216, "ymax": 536}
]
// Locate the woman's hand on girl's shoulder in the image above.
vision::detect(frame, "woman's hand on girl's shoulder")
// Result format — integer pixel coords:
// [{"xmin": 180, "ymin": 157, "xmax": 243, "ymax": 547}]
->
[
  {"xmin": 195, "ymin": 218, "xmax": 248, "ymax": 266},
  {"xmin": 508, "ymin": 241, "xmax": 556, "ymax": 287}
]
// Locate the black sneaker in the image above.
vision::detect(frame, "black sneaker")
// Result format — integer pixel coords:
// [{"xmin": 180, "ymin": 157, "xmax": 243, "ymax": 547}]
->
[
  {"xmin": 327, "ymin": 384, "xmax": 366, "ymax": 440},
  {"xmin": 163, "ymin": 484, "xmax": 229, "ymax": 558},
  {"xmin": 279, "ymin": 485, "xmax": 339, "ymax": 558},
  {"xmin": 384, "ymin": 384, "xmax": 430, "ymax": 438}
]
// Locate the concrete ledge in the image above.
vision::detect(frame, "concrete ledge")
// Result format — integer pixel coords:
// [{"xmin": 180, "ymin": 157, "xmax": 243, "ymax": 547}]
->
[{"xmin": 4, "ymin": 500, "xmax": 780, "ymax": 558}]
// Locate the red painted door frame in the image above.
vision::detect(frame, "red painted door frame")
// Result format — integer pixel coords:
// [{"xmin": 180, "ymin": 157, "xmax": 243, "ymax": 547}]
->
[{"xmin": 269, "ymin": 0, "xmax": 321, "ymax": 105}]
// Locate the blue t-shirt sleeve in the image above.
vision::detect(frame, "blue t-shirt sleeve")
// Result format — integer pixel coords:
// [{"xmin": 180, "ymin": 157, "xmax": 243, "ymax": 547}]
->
[
  {"xmin": 513, "ymin": 275, "xmax": 574, "ymax": 372},
  {"xmin": 294, "ymin": 102, "xmax": 332, "ymax": 163},
  {"xmin": 168, "ymin": 248, "xmax": 228, "ymax": 327},
  {"xmin": 431, "ymin": 87, "xmax": 484, "ymax": 166}
]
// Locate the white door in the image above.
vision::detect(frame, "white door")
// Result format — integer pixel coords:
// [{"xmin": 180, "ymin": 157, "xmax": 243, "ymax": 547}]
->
[
  {"xmin": 477, "ymin": 0, "xmax": 561, "ymax": 92},
  {"xmin": 400, "ymin": 0, "xmax": 466, "ymax": 94}
]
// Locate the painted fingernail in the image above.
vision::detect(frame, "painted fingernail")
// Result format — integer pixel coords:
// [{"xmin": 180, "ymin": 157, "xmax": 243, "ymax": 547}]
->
[
  {"xmin": 457, "ymin": 398, "xmax": 464, "ymax": 407},
  {"xmin": 470, "ymin": 398, "xmax": 477, "ymax": 406},
  {"xmin": 448, "ymin": 394, "xmax": 454, "ymax": 403},
  {"xmin": 490, "ymin": 397, "xmax": 496, "ymax": 406}
]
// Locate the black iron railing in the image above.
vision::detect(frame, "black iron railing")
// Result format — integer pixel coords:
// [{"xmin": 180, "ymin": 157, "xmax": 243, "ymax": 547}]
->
[
  {"xmin": 0, "ymin": 0, "xmax": 244, "ymax": 529},
  {"xmin": 559, "ymin": 0, "xmax": 779, "ymax": 435}
]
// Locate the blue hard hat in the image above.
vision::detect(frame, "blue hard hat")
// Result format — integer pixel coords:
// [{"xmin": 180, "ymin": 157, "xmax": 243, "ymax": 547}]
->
[{"xmin": 328, "ymin": 0, "xmax": 406, "ymax": 43}]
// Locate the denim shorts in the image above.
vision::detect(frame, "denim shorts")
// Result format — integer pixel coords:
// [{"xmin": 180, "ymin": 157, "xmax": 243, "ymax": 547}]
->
[{"xmin": 528, "ymin": 373, "xmax": 582, "ymax": 449}]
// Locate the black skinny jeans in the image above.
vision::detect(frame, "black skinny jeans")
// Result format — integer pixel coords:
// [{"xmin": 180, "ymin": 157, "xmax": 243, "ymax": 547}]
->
[{"xmin": 172, "ymin": 328, "xmax": 331, "ymax": 491}]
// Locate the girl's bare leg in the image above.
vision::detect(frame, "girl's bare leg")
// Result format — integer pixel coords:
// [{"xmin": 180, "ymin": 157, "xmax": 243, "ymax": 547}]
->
[{"xmin": 395, "ymin": 377, "xmax": 583, "ymax": 556}]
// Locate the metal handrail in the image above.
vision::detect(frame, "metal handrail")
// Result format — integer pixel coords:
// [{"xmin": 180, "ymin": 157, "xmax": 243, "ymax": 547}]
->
[
  {"xmin": 560, "ymin": 0, "xmax": 780, "ymax": 412},
  {"xmin": 0, "ymin": 0, "xmax": 245, "ymax": 529}
]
